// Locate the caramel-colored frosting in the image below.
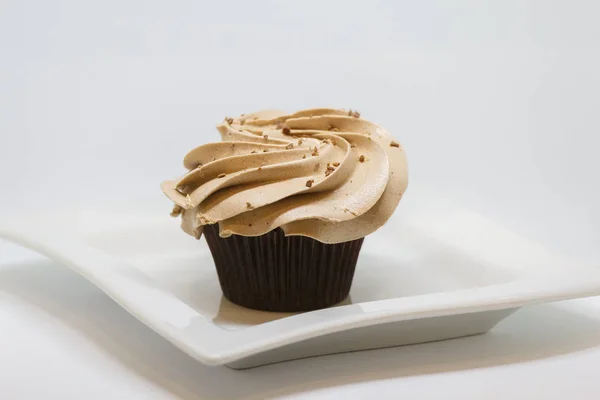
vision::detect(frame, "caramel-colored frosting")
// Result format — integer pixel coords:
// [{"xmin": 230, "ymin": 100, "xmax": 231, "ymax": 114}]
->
[{"xmin": 161, "ymin": 108, "xmax": 408, "ymax": 244}]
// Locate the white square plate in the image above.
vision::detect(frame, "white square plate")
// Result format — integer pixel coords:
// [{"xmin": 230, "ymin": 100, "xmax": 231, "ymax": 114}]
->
[{"xmin": 2, "ymin": 202, "xmax": 600, "ymax": 369}]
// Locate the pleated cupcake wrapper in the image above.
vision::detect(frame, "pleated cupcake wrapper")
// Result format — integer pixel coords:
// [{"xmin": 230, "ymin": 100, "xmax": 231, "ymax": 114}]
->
[{"xmin": 203, "ymin": 223, "xmax": 364, "ymax": 312}]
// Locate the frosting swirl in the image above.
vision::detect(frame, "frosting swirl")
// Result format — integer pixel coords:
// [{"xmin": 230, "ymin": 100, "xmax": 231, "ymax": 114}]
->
[{"xmin": 161, "ymin": 108, "xmax": 408, "ymax": 244}]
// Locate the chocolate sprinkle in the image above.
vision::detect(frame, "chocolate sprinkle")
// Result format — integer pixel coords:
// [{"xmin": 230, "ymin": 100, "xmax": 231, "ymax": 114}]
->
[
  {"xmin": 170, "ymin": 204, "xmax": 183, "ymax": 217},
  {"xmin": 359, "ymin": 155, "xmax": 365, "ymax": 162},
  {"xmin": 305, "ymin": 179, "xmax": 314, "ymax": 188}
]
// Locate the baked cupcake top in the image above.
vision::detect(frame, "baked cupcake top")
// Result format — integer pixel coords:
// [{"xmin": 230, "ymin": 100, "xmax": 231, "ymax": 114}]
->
[{"xmin": 161, "ymin": 108, "xmax": 408, "ymax": 244}]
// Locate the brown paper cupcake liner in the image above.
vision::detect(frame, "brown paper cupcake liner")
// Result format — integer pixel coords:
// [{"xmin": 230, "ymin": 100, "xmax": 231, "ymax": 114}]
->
[{"xmin": 203, "ymin": 223, "xmax": 364, "ymax": 312}]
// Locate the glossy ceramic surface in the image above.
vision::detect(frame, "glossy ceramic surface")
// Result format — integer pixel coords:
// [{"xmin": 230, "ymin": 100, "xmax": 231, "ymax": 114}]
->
[{"xmin": 2, "ymin": 206, "xmax": 599, "ymax": 368}]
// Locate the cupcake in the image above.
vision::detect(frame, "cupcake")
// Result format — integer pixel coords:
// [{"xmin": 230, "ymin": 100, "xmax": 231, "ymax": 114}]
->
[{"xmin": 161, "ymin": 108, "xmax": 408, "ymax": 312}]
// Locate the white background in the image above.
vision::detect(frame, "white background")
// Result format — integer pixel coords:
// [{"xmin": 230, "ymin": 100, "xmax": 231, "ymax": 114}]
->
[{"xmin": 1, "ymin": 1, "xmax": 600, "ymax": 399}]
